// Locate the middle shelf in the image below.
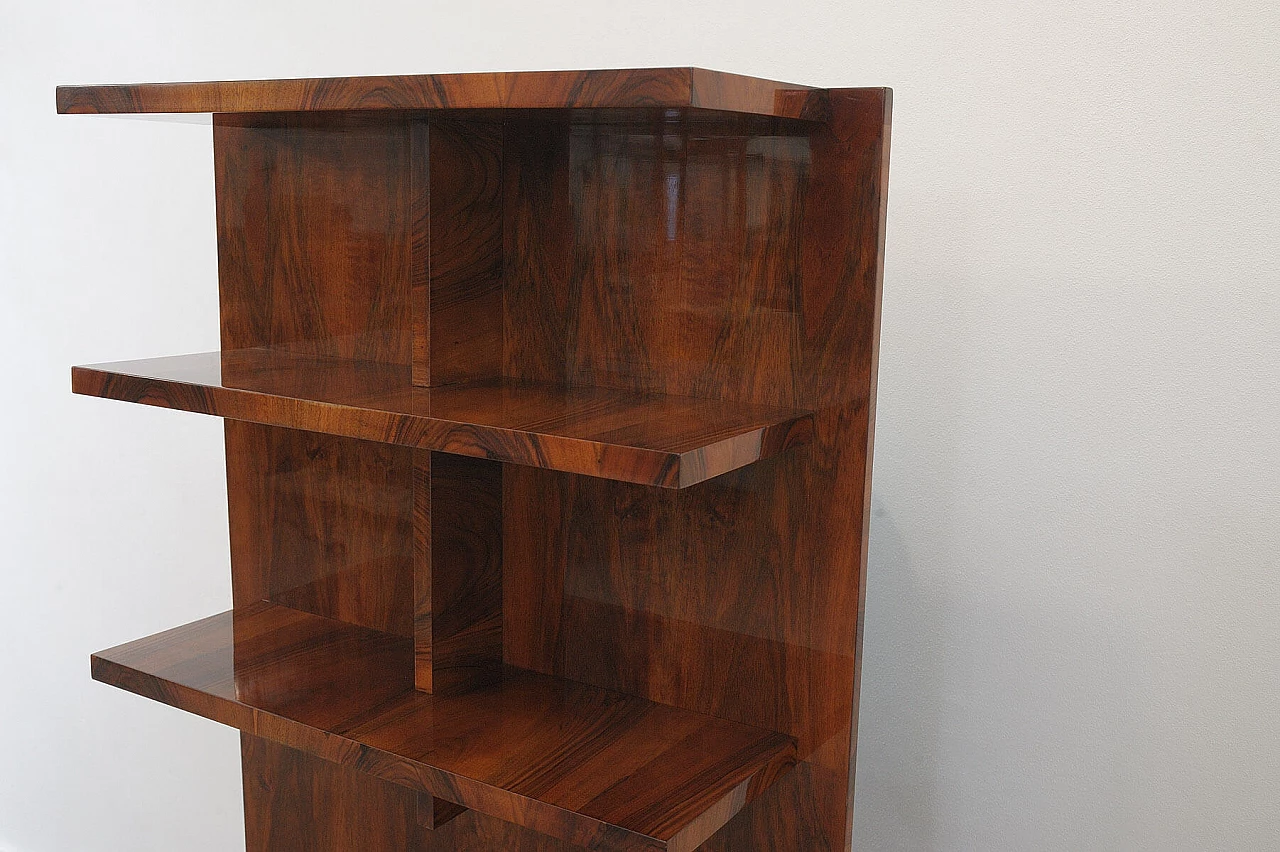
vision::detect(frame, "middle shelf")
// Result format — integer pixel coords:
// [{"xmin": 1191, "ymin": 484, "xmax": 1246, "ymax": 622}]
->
[
  {"xmin": 93, "ymin": 602, "xmax": 797, "ymax": 852},
  {"xmin": 72, "ymin": 348, "xmax": 813, "ymax": 488}
]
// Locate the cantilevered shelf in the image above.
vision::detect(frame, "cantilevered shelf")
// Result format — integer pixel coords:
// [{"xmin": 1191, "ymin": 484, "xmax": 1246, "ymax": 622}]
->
[
  {"xmin": 56, "ymin": 67, "xmax": 825, "ymax": 120},
  {"xmin": 72, "ymin": 349, "xmax": 813, "ymax": 488},
  {"xmin": 93, "ymin": 601, "xmax": 796, "ymax": 852}
]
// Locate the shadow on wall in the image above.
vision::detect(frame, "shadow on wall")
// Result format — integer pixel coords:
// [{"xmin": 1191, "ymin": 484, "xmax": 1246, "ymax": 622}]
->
[{"xmin": 851, "ymin": 498, "xmax": 944, "ymax": 851}]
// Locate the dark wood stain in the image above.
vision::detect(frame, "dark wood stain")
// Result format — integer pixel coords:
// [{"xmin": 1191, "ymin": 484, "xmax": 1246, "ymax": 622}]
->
[
  {"xmin": 93, "ymin": 603, "xmax": 796, "ymax": 852},
  {"xmin": 243, "ymin": 734, "xmax": 422, "ymax": 851},
  {"xmin": 225, "ymin": 421, "xmax": 414, "ymax": 637},
  {"xmin": 57, "ymin": 68, "xmax": 817, "ymax": 120},
  {"xmin": 68, "ymin": 70, "xmax": 890, "ymax": 852},
  {"xmin": 214, "ymin": 113, "xmax": 415, "ymax": 367},
  {"xmin": 72, "ymin": 350, "xmax": 813, "ymax": 489},
  {"xmin": 503, "ymin": 115, "xmax": 573, "ymax": 385},
  {"xmin": 417, "ymin": 452, "xmax": 504, "ymax": 694},
  {"xmin": 246, "ymin": 733, "xmax": 584, "ymax": 852},
  {"xmin": 424, "ymin": 117, "xmax": 504, "ymax": 387},
  {"xmin": 502, "ymin": 88, "xmax": 892, "ymax": 852}
]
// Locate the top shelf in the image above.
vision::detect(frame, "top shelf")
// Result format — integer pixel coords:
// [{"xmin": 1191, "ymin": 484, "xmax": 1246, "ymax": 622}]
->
[{"xmin": 56, "ymin": 67, "xmax": 825, "ymax": 120}]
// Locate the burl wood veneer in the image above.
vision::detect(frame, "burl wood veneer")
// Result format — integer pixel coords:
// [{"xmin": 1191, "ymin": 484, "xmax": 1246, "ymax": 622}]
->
[{"xmin": 63, "ymin": 67, "xmax": 891, "ymax": 851}]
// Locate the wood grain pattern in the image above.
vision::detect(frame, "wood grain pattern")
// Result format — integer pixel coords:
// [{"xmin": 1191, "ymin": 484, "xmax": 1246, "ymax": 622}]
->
[
  {"xmin": 225, "ymin": 421, "xmax": 413, "ymax": 637},
  {"xmin": 71, "ymin": 73, "xmax": 891, "ymax": 852},
  {"xmin": 93, "ymin": 602, "xmax": 797, "ymax": 852},
  {"xmin": 423, "ymin": 117, "xmax": 504, "ymax": 387},
  {"xmin": 502, "ymin": 88, "xmax": 892, "ymax": 852},
  {"xmin": 409, "ymin": 119, "xmax": 432, "ymax": 386},
  {"xmin": 72, "ymin": 350, "xmax": 814, "ymax": 488},
  {"xmin": 244, "ymin": 736, "xmax": 646, "ymax": 852},
  {"xmin": 214, "ymin": 113, "xmax": 417, "ymax": 367},
  {"xmin": 416, "ymin": 452, "xmax": 504, "ymax": 694},
  {"xmin": 244, "ymin": 736, "xmax": 469, "ymax": 847},
  {"xmin": 242, "ymin": 735, "xmax": 450, "ymax": 851},
  {"xmin": 503, "ymin": 115, "xmax": 573, "ymax": 385},
  {"xmin": 561, "ymin": 113, "xmax": 809, "ymax": 402},
  {"xmin": 57, "ymin": 68, "xmax": 816, "ymax": 119}
]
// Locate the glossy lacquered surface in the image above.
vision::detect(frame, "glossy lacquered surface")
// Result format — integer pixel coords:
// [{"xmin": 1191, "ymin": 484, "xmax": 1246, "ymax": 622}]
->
[
  {"xmin": 93, "ymin": 602, "xmax": 797, "ymax": 852},
  {"xmin": 72, "ymin": 71, "xmax": 891, "ymax": 852},
  {"xmin": 71, "ymin": 349, "xmax": 814, "ymax": 488},
  {"xmin": 498, "ymin": 89, "xmax": 892, "ymax": 852},
  {"xmin": 240, "ymin": 735, "xmax": 464, "ymax": 851},
  {"xmin": 56, "ymin": 67, "xmax": 822, "ymax": 119}
]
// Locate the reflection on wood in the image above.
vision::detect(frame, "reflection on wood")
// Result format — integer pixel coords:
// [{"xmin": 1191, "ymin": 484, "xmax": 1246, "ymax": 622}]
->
[
  {"xmin": 70, "ymin": 69, "xmax": 890, "ymax": 851},
  {"xmin": 94, "ymin": 603, "xmax": 797, "ymax": 852},
  {"xmin": 73, "ymin": 350, "xmax": 814, "ymax": 488}
]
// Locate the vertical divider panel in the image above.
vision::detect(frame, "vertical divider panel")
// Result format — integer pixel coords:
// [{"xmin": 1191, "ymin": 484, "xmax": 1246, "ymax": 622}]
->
[
  {"xmin": 425, "ymin": 116, "xmax": 504, "ymax": 387},
  {"xmin": 419, "ymin": 453, "xmax": 504, "ymax": 694},
  {"xmin": 410, "ymin": 118, "xmax": 432, "ymax": 387},
  {"xmin": 413, "ymin": 450, "xmax": 434, "ymax": 688},
  {"xmin": 413, "ymin": 450, "xmax": 508, "ymax": 695},
  {"xmin": 412, "ymin": 114, "xmax": 507, "ymax": 693}
]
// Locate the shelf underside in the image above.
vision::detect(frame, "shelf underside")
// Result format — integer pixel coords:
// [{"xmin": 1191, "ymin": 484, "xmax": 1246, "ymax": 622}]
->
[
  {"xmin": 56, "ymin": 67, "xmax": 824, "ymax": 121},
  {"xmin": 93, "ymin": 602, "xmax": 796, "ymax": 852},
  {"xmin": 72, "ymin": 349, "xmax": 813, "ymax": 488}
]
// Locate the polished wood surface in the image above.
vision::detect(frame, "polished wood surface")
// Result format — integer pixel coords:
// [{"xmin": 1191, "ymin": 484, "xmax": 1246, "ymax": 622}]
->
[
  {"xmin": 225, "ymin": 422, "xmax": 414, "ymax": 636},
  {"xmin": 94, "ymin": 602, "xmax": 797, "ymax": 852},
  {"xmin": 502, "ymin": 116, "xmax": 573, "ymax": 384},
  {"xmin": 422, "ymin": 117, "xmax": 504, "ymax": 387},
  {"xmin": 416, "ymin": 453, "xmax": 504, "ymax": 694},
  {"xmin": 71, "ymin": 71, "xmax": 891, "ymax": 851},
  {"xmin": 72, "ymin": 350, "xmax": 814, "ymax": 488},
  {"xmin": 501, "ymin": 88, "xmax": 892, "ymax": 852},
  {"xmin": 242, "ymin": 735, "xmax": 465, "ymax": 850},
  {"xmin": 56, "ymin": 68, "xmax": 820, "ymax": 119},
  {"xmin": 215, "ymin": 113, "xmax": 416, "ymax": 366}
]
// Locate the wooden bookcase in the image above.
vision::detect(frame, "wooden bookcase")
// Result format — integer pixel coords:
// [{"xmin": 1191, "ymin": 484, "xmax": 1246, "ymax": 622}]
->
[{"xmin": 61, "ymin": 68, "xmax": 891, "ymax": 852}]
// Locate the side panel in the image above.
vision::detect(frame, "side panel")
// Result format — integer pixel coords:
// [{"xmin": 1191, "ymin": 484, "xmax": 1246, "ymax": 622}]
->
[
  {"xmin": 214, "ymin": 113, "xmax": 417, "ymax": 366},
  {"xmin": 503, "ymin": 90, "xmax": 891, "ymax": 852},
  {"xmin": 241, "ymin": 735, "xmax": 420, "ymax": 852},
  {"xmin": 224, "ymin": 422, "xmax": 414, "ymax": 637}
]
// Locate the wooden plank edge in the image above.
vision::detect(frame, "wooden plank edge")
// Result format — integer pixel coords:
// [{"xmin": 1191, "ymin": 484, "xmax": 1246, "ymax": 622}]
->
[
  {"xmin": 73, "ymin": 364, "xmax": 808, "ymax": 488},
  {"xmin": 675, "ymin": 411, "xmax": 815, "ymax": 488},
  {"xmin": 90, "ymin": 646, "xmax": 794, "ymax": 851},
  {"xmin": 56, "ymin": 68, "xmax": 818, "ymax": 118}
]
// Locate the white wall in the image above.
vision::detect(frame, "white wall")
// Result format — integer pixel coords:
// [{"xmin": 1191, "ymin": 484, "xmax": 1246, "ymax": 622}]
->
[{"xmin": 2, "ymin": 1, "xmax": 1277, "ymax": 850}]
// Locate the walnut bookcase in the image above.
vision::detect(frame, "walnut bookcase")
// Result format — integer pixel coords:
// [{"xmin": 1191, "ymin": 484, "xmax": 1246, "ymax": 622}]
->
[{"xmin": 61, "ymin": 68, "xmax": 891, "ymax": 851}]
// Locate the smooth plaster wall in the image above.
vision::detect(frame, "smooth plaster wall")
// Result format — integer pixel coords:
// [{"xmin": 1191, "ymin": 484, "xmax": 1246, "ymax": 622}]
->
[{"xmin": 1, "ymin": 1, "xmax": 1277, "ymax": 849}]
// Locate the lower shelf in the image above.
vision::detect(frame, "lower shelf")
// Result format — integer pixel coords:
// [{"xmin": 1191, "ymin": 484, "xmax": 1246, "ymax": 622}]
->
[{"xmin": 92, "ymin": 602, "xmax": 796, "ymax": 852}]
